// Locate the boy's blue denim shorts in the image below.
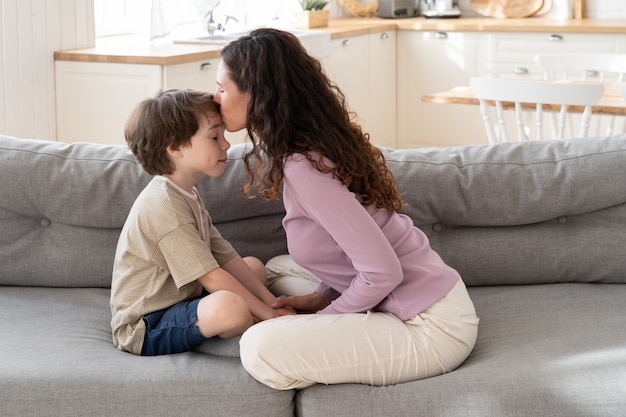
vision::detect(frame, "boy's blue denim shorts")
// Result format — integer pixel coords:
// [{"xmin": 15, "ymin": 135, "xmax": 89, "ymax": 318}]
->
[{"xmin": 141, "ymin": 295, "xmax": 208, "ymax": 356}]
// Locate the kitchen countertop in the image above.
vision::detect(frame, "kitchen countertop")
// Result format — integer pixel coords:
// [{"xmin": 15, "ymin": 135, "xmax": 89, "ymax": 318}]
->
[
  {"xmin": 54, "ymin": 17, "xmax": 626, "ymax": 65},
  {"xmin": 392, "ymin": 17, "xmax": 626, "ymax": 33}
]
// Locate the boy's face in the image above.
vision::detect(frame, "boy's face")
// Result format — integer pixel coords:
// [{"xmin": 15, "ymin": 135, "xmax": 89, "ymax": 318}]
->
[{"xmin": 177, "ymin": 114, "xmax": 230, "ymax": 180}]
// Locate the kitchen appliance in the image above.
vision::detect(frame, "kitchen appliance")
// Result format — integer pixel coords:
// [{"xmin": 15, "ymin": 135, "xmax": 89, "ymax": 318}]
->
[
  {"xmin": 421, "ymin": 0, "xmax": 462, "ymax": 18},
  {"xmin": 378, "ymin": 0, "xmax": 419, "ymax": 18}
]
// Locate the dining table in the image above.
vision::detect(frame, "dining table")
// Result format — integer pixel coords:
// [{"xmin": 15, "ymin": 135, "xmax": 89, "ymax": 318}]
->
[{"xmin": 421, "ymin": 81, "xmax": 626, "ymax": 116}]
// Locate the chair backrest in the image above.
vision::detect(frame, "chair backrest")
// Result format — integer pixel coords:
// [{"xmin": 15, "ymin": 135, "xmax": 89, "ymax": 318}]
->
[
  {"xmin": 535, "ymin": 53, "xmax": 626, "ymax": 82},
  {"xmin": 535, "ymin": 53, "xmax": 626, "ymax": 135},
  {"xmin": 470, "ymin": 77, "xmax": 604, "ymax": 143}
]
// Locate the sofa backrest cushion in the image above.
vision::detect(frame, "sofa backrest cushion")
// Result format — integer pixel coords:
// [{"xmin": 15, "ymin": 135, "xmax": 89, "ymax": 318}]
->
[
  {"xmin": 2, "ymin": 134, "xmax": 625, "ymax": 288},
  {"xmin": 381, "ymin": 135, "xmax": 626, "ymax": 286},
  {"xmin": 0, "ymin": 136, "xmax": 286, "ymax": 288}
]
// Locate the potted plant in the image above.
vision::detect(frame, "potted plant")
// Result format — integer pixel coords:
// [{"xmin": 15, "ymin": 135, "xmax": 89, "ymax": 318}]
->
[{"xmin": 295, "ymin": 0, "xmax": 330, "ymax": 29}]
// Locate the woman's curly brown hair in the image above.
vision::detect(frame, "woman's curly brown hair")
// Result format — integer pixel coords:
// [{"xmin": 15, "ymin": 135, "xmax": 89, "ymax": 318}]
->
[{"xmin": 220, "ymin": 28, "xmax": 403, "ymax": 212}]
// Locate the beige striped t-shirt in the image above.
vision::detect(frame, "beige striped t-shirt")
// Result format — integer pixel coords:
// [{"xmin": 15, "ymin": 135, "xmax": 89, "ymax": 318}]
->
[{"xmin": 110, "ymin": 176, "xmax": 237, "ymax": 354}]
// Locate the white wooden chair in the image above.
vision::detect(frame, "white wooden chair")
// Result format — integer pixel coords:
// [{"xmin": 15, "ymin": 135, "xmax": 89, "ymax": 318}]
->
[
  {"xmin": 535, "ymin": 53, "xmax": 626, "ymax": 135},
  {"xmin": 535, "ymin": 53, "xmax": 626, "ymax": 82},
  {"xmin": 470, "ymin": 77, "xmax": 604, "ymax": 143}
]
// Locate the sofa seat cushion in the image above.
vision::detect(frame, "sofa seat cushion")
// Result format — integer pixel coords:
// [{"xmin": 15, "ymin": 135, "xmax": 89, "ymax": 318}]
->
[
  {"xmin": 296, "ymin": 283, "xmax": 626, "ymax": 417},
  {"xmin": 0, "ymin": 287, "xmax": 294, "ymax": 417}
]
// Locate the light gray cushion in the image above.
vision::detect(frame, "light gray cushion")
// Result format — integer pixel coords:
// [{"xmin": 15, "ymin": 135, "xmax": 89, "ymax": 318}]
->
[
  {"xmin": 196, "ymin": 146, "xmax": 288, "ymax": 265},
  {"xmin": 296, "ymin": 283, "xmax": 626, "ymax": 417},
  {"xmin": 193, "ymin": 335, "xmax": 241, "ymax": 357},
  {"xmin": 2, "ymin": 134, "xmax": 626, "ymax": 417},
  {"xmin": 380, "ymin": 136, "xmax": 626, "ymax": 285},
  {"xmin": 0, "ymin": 136, "xmax": 287, "ymax": 288},
  {"xmin": 0, "ymin": 137, "xmax": 150, "ymax": 288},
  {"xmin": 2, "ymin": 135, "xmax": 625, "ymax": 289},
  {"xmin": 0, "ymin": 286, "xmax": 294, "ymax": 417}
]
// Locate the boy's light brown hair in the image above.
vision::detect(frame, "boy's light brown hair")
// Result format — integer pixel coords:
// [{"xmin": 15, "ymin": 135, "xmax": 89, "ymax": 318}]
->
[{"xmin": 125, "ymin": 89, "xmax": 220, "ymax": 176}]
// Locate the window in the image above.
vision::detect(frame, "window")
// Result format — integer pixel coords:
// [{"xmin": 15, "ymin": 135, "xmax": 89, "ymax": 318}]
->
[
  {"xmin": 94, "ymin": 0, "xmax": 150, "ymax": 37},
  {"xmin": 94, "ymin": 0, "xmax": 315, "ymax": 40}
]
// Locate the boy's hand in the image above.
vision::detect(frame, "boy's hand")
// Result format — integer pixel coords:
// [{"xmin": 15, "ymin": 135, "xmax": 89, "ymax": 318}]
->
[
  {"xmin": 272, "ymin": 306, "xmax": 297, "ymax": 317},
  {"xmin": 271, "ymin": 293, "xmax": 328, "ymax": 314}
]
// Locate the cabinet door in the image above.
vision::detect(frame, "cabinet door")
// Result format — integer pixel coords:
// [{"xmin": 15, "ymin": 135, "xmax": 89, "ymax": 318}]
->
[
  {"xmin": 55, "ymin": 61, "xmax": 162, "ymax": 145},
  {"xmin": 367, "ymin": 31, "xmax": 397, "ymax": 148},
  {"xmin": 163, "ymin": 59, "xmax": 218, "ymax": 91},
  {"xmin": 325, "ymin": 35, "xmax": 370, "ymax": 129},
  {"xmin": 397, "ymin": 31, "xmax": 485, "ymax": 148},
  {"xmin": 324, "ymin": 33, "xmax": 397, "ymax": 148},
  {"xmin": 485, "ymin": 32, "xmax": 626, "ymax": 79}
]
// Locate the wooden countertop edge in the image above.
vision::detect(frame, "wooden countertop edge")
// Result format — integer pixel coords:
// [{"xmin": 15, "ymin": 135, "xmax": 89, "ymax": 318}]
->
[
  {"xmin": 395, "ymin": 17, "xmax": 626, "ymax": 33},
  {"xmin": 55, "ymin": 17, "xmax": 626, "ymax": 64},
  {"xmin": 53, "ymin": 50, "xmax": 222, "ymax": 65},
  {"xmin": 421, "ymin": 84, "xmax": 626, "ymax": 116}
]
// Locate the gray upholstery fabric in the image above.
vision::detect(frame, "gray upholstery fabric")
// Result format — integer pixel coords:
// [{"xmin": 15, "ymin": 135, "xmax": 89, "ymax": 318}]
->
[
  {"xmin": 0, "ymin": 138, "xmax": 151, "ymax": 288},
  {"xmin": 379, "ymin": 137, "xmax": 626, "ymax": 286},
  {"xmin": 2, "ymin": 134, "xmax": 625, "ymax": 417},
  {"xmin": 0, "ymin": 287, "xmax": 293, "ymax": 417},
  {"xmin": 384, "ymin": 138, "xmax": 626, "ymax": 226},
  {"xmin": 297, "ymin": 283, "xmax": 626, "ymax": 417},
  {"xmin": 0, "ymin": 136, "xmax": 287, "ymax": 288},
  {"xmin": 2, "ymin": 135, "xmax": 625, "ymax": 288},
  {"xmin": 193, "ymin": 335, "xmax": 241, "ymax": 357}
]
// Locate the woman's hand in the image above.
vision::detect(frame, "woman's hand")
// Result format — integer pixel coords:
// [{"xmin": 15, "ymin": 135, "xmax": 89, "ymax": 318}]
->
[
  {"xmin": 272, "ymin": 293, "xmax": 328, "ymax": 314},
  {"xmin": 271, "ymin": 306, "xmax": 297, "ymax": 317}
]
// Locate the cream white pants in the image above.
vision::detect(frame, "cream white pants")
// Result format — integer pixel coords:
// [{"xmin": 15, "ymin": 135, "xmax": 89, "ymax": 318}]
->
[{"xmin": 240, "ymin": 255, "xmax": 479, "ymax": 390}]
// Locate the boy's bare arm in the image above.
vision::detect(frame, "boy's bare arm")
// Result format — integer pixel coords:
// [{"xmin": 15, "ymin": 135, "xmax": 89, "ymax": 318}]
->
[
  {"xmin": 198, "ymin": 264, "xmax": 293, "ymax": 321},
  {"xmin": 221, "ymin": 255, "xmax": 277, "ymax": 306}
]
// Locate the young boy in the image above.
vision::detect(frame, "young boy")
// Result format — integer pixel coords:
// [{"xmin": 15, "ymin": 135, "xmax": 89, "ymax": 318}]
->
[{"xmin": 110, "ymin": 89, "xmax": 292, "ymax": 356}]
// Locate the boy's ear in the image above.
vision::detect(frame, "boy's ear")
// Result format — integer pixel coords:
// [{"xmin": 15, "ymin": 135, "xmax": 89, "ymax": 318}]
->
[{"xmin": 166, "ymin": 144, "xmax": 181, "ymax": 158}]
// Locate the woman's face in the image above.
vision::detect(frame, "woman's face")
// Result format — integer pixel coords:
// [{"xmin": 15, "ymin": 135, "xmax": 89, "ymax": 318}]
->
[{"xmin": 215, "ymin": 58, "xmax": 250, "ymax": 133}]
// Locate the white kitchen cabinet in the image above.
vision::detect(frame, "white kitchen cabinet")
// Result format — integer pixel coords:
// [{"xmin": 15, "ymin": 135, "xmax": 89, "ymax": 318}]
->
[
  {"xmin": 163, "ymin": 59, "xmax": 219, "ymax": 90},
  {"xmin": 367, "ymin": 31, "xmax": 397, "ymax": 148},
  {"xmin": 326, "ymin": 35, "xmax": 370, "ymax": 125},
  {"xmin": 56, "ymin": 58, "xmax": 222, "ymax": 145},
  {"xmin": 324, "ymin": 31, "xmax": 397, "ymax": 148},
  {"xmin": 57, "ymin": 28, "xmax": 626, "ymax": 150},
  {"xmin": 485, "ymin": 32, "xmax": 626, "ymax": 79},
  {"xmin": 56, "ymin": 61, "xmax": 160, "ymax": 145},
  {"xmin": 397, "ymin": 30, "xmax": 485, "ymax": 149},
  {"xmin": 397, "ymin": 30, "xmax": 626, "ymax": 149}
]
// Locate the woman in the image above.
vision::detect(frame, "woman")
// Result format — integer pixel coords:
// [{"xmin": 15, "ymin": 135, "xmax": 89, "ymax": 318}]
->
[{"xmin": 215, "ymin": 28, "xmax": 479, "ymax": 390}]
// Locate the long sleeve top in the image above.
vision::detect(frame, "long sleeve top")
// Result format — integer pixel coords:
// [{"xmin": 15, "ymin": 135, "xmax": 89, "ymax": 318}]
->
[{"xmin": 282, "ymin": 153, "xmax": 459, "ymax": 320}]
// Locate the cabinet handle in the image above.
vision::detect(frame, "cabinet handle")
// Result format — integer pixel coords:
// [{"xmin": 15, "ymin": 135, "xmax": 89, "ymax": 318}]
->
[
  {"xmin": 200, "ymin": 62, "xmax": 212, "ymax": 70},
  {"xmin": 548, "ymin": 34, "xmax": 563, "ymax": 41},
  {"xmin": 380, "ymin": 32, "xmax": 389, "ymax": 40},
  {"xmin": 513, "ymin": 67, "xmax": 529, "ymax": 74},
  {"xmin": 434, "ymin": 31, "xmax": 448, "ymax": 40},
  {"xmin": 342, "ymin": 39, "xmax": 351, "ymax": 46}
]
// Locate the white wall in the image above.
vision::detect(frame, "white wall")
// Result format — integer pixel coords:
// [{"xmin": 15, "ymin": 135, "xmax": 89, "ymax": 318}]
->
[
  {"xmin": 586, "ymin": 0, "xmax": 626, "ymax": 19},
  {"xmin": 0, "ymin": 0, "xmax": 94, "ymax": 140}
]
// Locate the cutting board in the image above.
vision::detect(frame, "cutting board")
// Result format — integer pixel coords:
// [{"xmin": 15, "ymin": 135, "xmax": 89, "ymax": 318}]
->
[
  {"xmin": 470, "ymin": 0, "xmax": 544, "ymax": 18},
  {"xmin": 531, "ymin": 0, "xmax": 552, "ymax": 16}
]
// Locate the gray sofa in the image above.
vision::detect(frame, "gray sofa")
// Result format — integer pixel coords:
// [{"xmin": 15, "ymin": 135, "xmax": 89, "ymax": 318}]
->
[{"xmin": 1, "ymin": 134, "xmax": 625, "ymax": 417}]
